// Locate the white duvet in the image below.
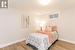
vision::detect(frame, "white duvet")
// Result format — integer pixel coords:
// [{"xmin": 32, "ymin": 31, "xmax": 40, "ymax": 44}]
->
[{"xmin": 26, "ymin": 32, "xmax": 58, "ymax": 50}]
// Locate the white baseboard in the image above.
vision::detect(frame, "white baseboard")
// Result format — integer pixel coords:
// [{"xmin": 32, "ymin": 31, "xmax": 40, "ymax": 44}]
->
[
  {"xmin": 59, "ymin": 38, "xmax": 75, "ymax": 44},
  {"xmin": 0, "ymin": 38, "xmax": 25, "ymax": 48}
]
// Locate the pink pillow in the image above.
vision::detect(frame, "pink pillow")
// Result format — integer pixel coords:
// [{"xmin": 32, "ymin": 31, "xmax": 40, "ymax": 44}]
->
[
  {"xmin": 52, "ymin": 26, "xmax": 57, "ymax": 32},
  {"xmin": 44, "ymin": 26, "xmax": 52, "ymax": 32}
]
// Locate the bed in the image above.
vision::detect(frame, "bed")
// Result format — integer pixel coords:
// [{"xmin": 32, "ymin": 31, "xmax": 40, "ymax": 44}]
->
[{"xmin": 26, "ymin": 32, "xmax": 58, "ymax": 50}]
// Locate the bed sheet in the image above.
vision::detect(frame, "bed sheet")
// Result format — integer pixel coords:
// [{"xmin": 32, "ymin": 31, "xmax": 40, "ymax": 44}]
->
[{"xmin": 26, "ymin": 32, "xmax": 58, "ymax": 50}]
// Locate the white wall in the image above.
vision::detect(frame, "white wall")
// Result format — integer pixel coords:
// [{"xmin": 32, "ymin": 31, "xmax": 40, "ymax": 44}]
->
[
  {"xmin": 59, "ymin": 7, "xmax": 75, "ymax": 43},
  {"xmin": 0, "ymin": 9, "xmax": 31, "ymax": 48}
]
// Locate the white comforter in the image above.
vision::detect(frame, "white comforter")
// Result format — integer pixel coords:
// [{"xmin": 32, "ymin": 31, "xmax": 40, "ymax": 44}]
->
[{"xmin": 26, "ymin": 32, "xmax": 58, "ymax": 50}]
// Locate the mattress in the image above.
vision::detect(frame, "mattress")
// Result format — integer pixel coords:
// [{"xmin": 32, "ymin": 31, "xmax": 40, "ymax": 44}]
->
[{"xmin": 26, "ymin": 32, "xmax": 58, "ymax": 50}]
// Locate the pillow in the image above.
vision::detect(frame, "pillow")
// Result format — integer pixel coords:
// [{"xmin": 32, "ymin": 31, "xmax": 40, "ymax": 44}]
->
[
  {"xmin": 52, "ymin": 26, "xmax": 57, "ymax": 32},
  {"xmin": 44, "ymin": 26, "xmax": 52, "ymax": 32}
]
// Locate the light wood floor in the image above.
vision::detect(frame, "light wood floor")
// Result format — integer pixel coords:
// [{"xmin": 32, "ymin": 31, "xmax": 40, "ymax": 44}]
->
[{"xmin": 0, "ymin": 40, "xmax": 75, "ymax": 50}]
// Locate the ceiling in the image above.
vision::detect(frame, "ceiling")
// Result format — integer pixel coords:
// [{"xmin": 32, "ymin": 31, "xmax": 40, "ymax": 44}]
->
[{"xmin": 8, "ymin": 0, "xmax": 75, "ymax": 15}]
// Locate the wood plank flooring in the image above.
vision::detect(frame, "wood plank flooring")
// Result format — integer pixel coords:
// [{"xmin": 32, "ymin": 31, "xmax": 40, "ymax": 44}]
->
[
  {"xmin": 0, "ymin": 40, "xmax": 75, "ymax": 50},
  {"xmin": 50, "ymin": 40, "xmax": 75, "ymax": 50}
]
